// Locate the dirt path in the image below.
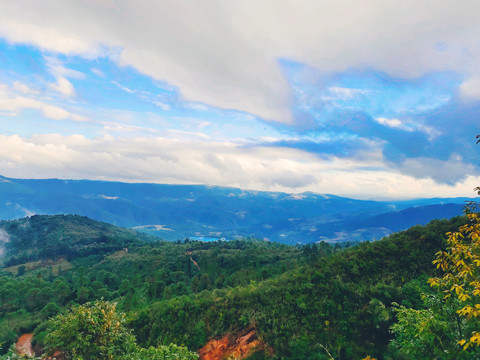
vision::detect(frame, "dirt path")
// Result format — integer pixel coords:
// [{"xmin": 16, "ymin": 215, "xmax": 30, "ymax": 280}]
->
[{"xmin": 186, "ymin": 251, "xmax": 201, "ymax": 271}]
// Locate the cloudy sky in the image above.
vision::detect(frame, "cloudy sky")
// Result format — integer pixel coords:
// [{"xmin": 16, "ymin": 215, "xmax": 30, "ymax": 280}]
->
[{"xmin": 0, "ymin": 0, "xmax": 479, "ymax": 199}]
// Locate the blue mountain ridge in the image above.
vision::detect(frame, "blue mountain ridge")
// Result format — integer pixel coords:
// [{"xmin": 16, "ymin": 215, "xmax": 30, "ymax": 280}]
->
[{"xmin": 0, "ymin": 175, "xmax": 473, "ymax": 244}]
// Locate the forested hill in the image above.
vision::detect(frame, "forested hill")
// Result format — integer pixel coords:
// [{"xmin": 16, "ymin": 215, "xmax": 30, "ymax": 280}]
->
[
  {"xmin": 0, "ymin": 175, "xmax": 470, "ymax": 243},
  {"xmin": 0, "ymin": 214, "xmax": 148, "ymax": 267},
  {"xmin": 0, "ymin": 214, "xmax": 469, "ymax": 359}
]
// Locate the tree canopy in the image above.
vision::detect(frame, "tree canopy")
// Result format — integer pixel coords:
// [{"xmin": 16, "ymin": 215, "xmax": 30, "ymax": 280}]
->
[{"xmin": 43, "ymin": 300, "xmax": 198, "ymax": 360}]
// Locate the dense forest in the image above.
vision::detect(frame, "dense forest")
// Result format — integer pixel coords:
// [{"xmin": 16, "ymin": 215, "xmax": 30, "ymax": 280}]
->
[{"xmin": 0, "ymin": 213, "xmax": 475, "ymax": 359}]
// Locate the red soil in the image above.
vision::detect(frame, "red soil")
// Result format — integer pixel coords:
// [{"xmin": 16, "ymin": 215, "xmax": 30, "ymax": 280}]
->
[
  {"xmin": 15, "ymin": 333, "xmax": 35, "ymax": 357},
  {"xmin": 198, "ymin": 328, "xmax": 265, "ymax": 360}
]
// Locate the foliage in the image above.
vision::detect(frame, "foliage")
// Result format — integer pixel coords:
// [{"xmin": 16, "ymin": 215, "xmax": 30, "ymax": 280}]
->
[
  {"xmin": 0, "ymin": 215, "xmax": 307, "ymax": 355},
  {"xmin": 41, "ymin": 299, "xmax": 198, "ymax": 360},
  {"xmin": 0, "ymin": 215, "xmax": 146, "ymax": 267},
  {"xmin": 44, "ymin": 300, "xmax": 136, "ymax": 359},
  {"xmin": 390, "ymin": 294, "xmax": 478, "ymax": 359},
  {"xmin": 0, "ymin": 214, "xmax": 470, "ymax": 359},
  {"xmin": 134, "ymin": 217, "xmax": 464, "ymax": 359},
  {"xmin": 428, "ymin": 208, "xmax": 480, "ymax": 350},
  {"xmin": 120, "ymin": 344, "xmax": 198, "ymax": 360},
  {"xmin": 0, "ymin": 344, "xmax": 39, "ymax": 359},
  {"xmin": 390, "ymin": 204, "xmax": 480, "ymax": 358}
]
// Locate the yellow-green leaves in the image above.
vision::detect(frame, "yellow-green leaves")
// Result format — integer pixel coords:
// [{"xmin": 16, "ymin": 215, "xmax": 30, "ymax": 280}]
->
[{"xmin": 429, "ymin": 210, "xmax": 480, "ymax": 350}]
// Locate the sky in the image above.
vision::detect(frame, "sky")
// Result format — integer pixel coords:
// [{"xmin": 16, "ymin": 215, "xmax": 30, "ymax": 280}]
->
[{"xmin": 0, "ymin": 0, "xmax": 479, "ymax": 199}]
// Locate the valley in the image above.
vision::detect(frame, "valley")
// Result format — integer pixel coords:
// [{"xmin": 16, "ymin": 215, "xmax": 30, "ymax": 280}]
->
[{"xmin": 0, "ymin": 175, "xmax": 470, "ymax": 244}]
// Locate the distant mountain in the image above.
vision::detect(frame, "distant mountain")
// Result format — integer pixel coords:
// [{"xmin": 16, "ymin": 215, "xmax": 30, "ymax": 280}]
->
[{"xmin": 0, "ymin": 175, "xmax": 473, "ymax": 243}]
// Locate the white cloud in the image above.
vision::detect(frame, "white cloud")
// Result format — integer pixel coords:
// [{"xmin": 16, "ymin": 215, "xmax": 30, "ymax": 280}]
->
[
  {"xmin": 90, "ymin": 68, "xmax": 105, "ymax": 77},
  {"xmin": 0, "ymin": 133, "xmax": 477, "ymax": 199},
  {"xmin": 151, "ymin": 100, "xmax": 170, "ymax": 111},
  {"xmin": 0, "ymin": 83, "xmax": 87, "ymax": 121},
  {"xmin": 2, "ymin": 1, "xmax": 479, "ymax": 122},
  {"xmin": 49, "ymin": 77, "xmax": 75, "ymax": 97},
  {"xmin": 400, "ymin": 155, "xmax": 476, "ymax": 184},
  {"xmin": 13, "ymin": 81, "xmax": 39, "ymax": 95},
  {"xmin": 376, "ymin": 117, "xmax": 404, "ymax": 129},
  {"xmin": 184, "ymin": 103, "xmax": 210, "ymax": 112},
  {"xmin": 0, "ymin": 2, "xmax": 479, "ymax": 199},
  {"xmin": 100, "ymin": 122, "xmax": 161, "ymax": 135},
  {"xmin": 111, "ymin": 81, "xmax": 172, "ymax": 110},
  {"xmin": 45, "ymin": 56, "xmax": 85, "ymax": 80},
  {"xmin": 459, "ymin": 77, "xmax": 480, "ymax": 102},
  {"xmin": 44, "ymin": 56, "xmax": 84, "ymax": 97},
  {"xmin": 375, "ymin": 117, "xmax": 441, "ymax": 139},
  {"xmin": 111, "ymin": 81, "xmax": 135, "ymax": 94},
  {"xmin": 327, "ymin": 87, "xmax": 370, "ymax": 100}
]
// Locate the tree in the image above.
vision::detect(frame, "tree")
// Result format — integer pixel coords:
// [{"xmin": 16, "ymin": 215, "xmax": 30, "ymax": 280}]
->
[
  {"xmin": 428, "ymin": 206, "xmax": 480, "ymax": 350},
  {"xmin": 43, "ymin": 300, "xmax": 199, "ymax": 360},
  {"xmin": 121, "ymin": 344, "xmax": 198, "ymax": 360},
  {"xmin": 390, "ymin": 294, "xmax": 471, "ymax": 359},
  {"xmin": 40, "ymin": 302, "xmax": 61, "ymax": 320},
  {"xmin": 16, "ymin": 265, "xmax": 26, "ymax": 277},
  {"xmin": 391, "ymin": 204, "xmax": 480, "ymax": 358},
  {"xmin": 44, "ymin": 300, "xmax": 136, "ymax": 359}
]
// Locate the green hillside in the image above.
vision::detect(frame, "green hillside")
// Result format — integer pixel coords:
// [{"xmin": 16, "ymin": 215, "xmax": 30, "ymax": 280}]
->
[
  {"xmin": 0, "ymin": 214, "xmax": 470, "ymax": 359},
  {"xmin": 0, "ymin": 214, "xmax": 146, "ymax": 267}
]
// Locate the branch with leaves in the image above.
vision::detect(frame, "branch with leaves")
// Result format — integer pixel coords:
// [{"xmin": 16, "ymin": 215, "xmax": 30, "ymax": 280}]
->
[{"xmin": 429, "ymin": 209, "xmax": 480, "ymax": 351}]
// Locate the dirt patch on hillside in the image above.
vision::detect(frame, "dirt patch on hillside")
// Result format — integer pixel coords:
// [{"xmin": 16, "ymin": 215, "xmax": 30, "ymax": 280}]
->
[
  {"xmin": 6, "ymin": 258, "xmax": 72, "ymax": 275},
  {"xmin": 198, "ymin": 328, "xmax": 267, "ymax": 360},
  {"xmin": 16, "ymin": 333, "xmax": 35, "ymax": 357}
]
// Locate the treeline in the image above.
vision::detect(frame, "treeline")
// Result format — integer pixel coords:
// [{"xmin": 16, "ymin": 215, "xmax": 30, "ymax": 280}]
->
[{"xmin": 0, "ymin": 214, "xmax": 468, "ymax": 358}]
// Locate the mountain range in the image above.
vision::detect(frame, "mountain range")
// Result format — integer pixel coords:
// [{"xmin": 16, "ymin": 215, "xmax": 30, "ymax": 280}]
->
[{"xmin": 0, "ymin": 175, "xmax": 473, "ymax": 244}]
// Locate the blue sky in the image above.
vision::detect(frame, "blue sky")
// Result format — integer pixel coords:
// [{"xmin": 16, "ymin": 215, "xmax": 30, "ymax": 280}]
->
[{"xmin": 0, "ymin": 1, "xmax": 479, "ymax": 199}]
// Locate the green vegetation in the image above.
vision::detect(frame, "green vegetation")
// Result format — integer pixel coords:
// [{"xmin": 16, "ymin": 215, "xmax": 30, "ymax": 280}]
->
[
  {"xmin": 44, "ymin": 300, "xmax": 136, "ymax": 359},
  {"xmin": 389, "ymin": 204, "xmax": 480, "ymax": 359},
  {"xmin": 0, "ymin": 215, "xmax": 310, "ymax": 357},
  {"xmin": 132, "ymin": 217, "xmax": 465, "ymax": 359},
  {"xmin": 0, "ymin": 213, "xmax": 473, "ymax": 359},
  {"xmin": 42, "ymin": 300, "xmax": 198, "ymax": 360}
]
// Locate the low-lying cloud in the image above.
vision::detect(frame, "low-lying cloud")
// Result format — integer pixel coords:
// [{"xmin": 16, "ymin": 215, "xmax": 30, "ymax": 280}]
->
[{"xmin": 0, "ymin": 133, "xmax": 478, "ymax": 199}]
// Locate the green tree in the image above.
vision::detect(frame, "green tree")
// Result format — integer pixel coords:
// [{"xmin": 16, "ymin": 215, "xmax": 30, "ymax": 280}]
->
[
  {"xmin": 390, "ymin": 294, "xmax": 472, "ymax": 359},
  {"xmin": 76, "ymin": 286, "xmax": 91, "ymax": 304},
  {"xmin": 391, "ymin": 205, "xmax": 480, "ymax": 358},
  {"xmin": 429, "ymin": 208, "xmax": 480, "ymax": 350},
  {"xmin": 40, "ymin": 302, "xmax": 61, "ymax": 320},
  {"xmin": 16, "ymin": 265, "xmax": 26, "ymax": 277},
  {"xmin": 44, "ymin": 300, "xmax": 136, "ymax": 360},
  {"xmin": 120, "ymin": 343, "xmax": 198, "ymax": 360}
]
